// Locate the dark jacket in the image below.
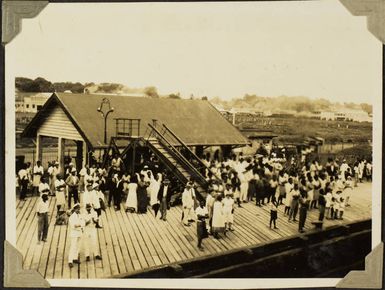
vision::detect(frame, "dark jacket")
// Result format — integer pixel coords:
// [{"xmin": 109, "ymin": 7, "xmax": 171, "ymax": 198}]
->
[{"xmin": 157, "ymin": 184, "xmax": 172, "ymax": 203}]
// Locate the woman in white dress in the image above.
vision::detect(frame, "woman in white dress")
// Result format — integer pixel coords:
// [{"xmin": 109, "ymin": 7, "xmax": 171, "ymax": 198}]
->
[
  {"xmin": 211, "ymin": 195, "xmax": 225, "ymax": 239},
  {"xmin": 149, "ymin": 173, "xmax": 162, "ymax": 217},
  {"xmin": 54, "ymin": 174, "xmax": 66, "ymax": 213},
  {"xmin": 125, "ymin": 174, "xmax": 138, "ymax": 213},
  {"xmin": 121, "ymin": 172, "xmax": 131, "ymax": 201},
  {"xmin": 223, "ymin": 193, "xmax": 235, "ymax": 233}
]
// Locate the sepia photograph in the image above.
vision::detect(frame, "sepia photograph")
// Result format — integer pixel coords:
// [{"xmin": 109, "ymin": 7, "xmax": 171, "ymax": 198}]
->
[{"xmin": 4, "ymin": 0, "xmax": 383, "ymax": 288}]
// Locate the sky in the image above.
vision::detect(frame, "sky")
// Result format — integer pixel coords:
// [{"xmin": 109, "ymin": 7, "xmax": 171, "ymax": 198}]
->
[{"xmin": 7, "ymin": 1, "xmax": 382, "ymax": 104}]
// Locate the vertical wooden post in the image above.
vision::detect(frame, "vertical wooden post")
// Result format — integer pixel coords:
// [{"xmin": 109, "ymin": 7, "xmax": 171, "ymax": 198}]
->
[
  {"xmin": 36, "ymin": 134, "xmax": 42, "ymax": 164},
  {"xmin": 132, "ymin": 141, "xmax": 136, "ymax": 175},
  {"xmin": 58, "ymin": 137, "xmax": 65, "ymax": 174},
  {"xmin": 82, "ymin": 141, "xmax": 87, "ymax": 168}
]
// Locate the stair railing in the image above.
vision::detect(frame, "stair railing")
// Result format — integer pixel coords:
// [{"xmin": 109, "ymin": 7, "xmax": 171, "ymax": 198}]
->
[
  {"xmin": 161, "ymin": 124, "xmax": 222, "ymax": 181},
  {"xmin": 147, "ymin": 123, "xmax": 209, "ymax": 189}
]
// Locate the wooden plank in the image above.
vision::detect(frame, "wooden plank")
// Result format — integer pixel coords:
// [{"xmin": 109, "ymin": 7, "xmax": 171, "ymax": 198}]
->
[
  {"xmin": 108, "ymin": 208, "xmax": 131, "ymax": 273},
  {"xmin": 45, "ymin": 218, "xmax": 61, "ymax": 279},
  {"xmin": 29, "ymin": 197, "xmax": 56, "ymax": 273},
  {"xmin": 100, "ymin": 208, "xmax": 120, "ymax": 275},
  {"xmin": 16, "ymin": 198, "xmax": 34, "ymax": 245},
  {"xmin": 145, "ymin": 211, "xmax": 186, "ymax": 262},
  {"xmin": 123, "ymin": 211, "xmax": 150, "ymax": 269},
  {"xmin": 16, "ymin": 197, "xmax": 32, "ymax": 228},
  {"xmin": 62, "ymin": 221, "xmax": 71, "ymax": 279},
  {"xmin": 54, "ymin": 223, "xmax": 68, "ymax": 278},
  {"xmin": 96, "ymin": 214, "xmax": 112, "ymax": 278},
  {"xmin": 140, "ymin": 212, "xmax": 174, "ymax": 265},
  {"xmin": 165, "ymin": 207, "xmax": 201, "ymax": 259},
  {"xmin": 113, "ymin": 209, "xmax": 139, "ymax": 272},
  {"xmin": 126, "ymin": 211, "xmax": 156, "ymax": 268},
  {"xmin": 131, "ymin": 213, "xmax": 162, "ymax": 266},
  {"xmin": 37, "ymin": 198, "xmax": 58, "ymax": 277},
  {"xmin": 20, "ymin": 203, "xmax": 39, "ymax": 262}
]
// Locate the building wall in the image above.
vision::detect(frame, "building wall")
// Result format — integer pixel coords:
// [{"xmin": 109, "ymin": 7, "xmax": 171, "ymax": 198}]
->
[{"xmin": 38, "ymin": 106, "xmax": 83, "ymax": 141}]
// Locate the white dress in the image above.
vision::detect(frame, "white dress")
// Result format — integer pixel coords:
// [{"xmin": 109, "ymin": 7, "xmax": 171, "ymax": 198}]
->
[
  {"xmin": 149, "ymin": 179, "xmax": 161, "ymax": 206},
  {"xmin": 33, "ymin": 165, "xmax": 44, "ymax": 187},
  {"xmin": 222, "ymin": 198, "xmax": 234, "ymax": 224},
  {"xmin": 125, "ymin": 183, "xmax": 138, "ymax": 211},
  {"xmin": 55, "ymin": 179, "xmax": 66, "ymax": 206},
  {"xmin": 212, "ymin": 201, "xmax": 225, "ymax": 231}
]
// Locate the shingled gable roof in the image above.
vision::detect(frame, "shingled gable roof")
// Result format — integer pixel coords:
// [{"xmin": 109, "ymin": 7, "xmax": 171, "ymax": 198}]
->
[{"xmin": 23, "ymin": 93, "xmax": 250, "ymax": 149}]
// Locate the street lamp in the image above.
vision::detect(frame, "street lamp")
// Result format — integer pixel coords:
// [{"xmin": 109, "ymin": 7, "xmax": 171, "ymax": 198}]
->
[{"xmin": 97, "ymin": 98, "xmax": 114, "ymax": 144}]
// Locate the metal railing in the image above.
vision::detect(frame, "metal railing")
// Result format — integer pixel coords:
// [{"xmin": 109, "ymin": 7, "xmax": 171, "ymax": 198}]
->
[{"xmin": 146, "ymin": 123, "xmax": 209, "ymax": 197}]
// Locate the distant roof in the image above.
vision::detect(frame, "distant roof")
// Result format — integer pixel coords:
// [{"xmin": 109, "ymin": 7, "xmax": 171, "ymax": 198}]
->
[
  {"xmin": 23, "ymin": 93, "xmax": 249, "ymax": 148},
  {"xmin": 16, "ymin": 92, "xmax": 52, "ymax": 100},
  {"xmin": 239, "ymin": 129, "xmax": 278, "ymax": 139}
]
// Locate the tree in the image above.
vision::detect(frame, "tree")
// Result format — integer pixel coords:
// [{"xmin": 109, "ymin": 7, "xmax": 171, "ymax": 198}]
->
[
  {"xmin": 201, "ymin": 96, "xmax": 208, "ymax": 100},
  {"xmin": 168, "ymin": 93, "xmax": 181, "ymax": 99},
  {"xmin": 144, "ymin": 86, "xmax": 159, "ymax": 98},
  {"xmin": 360, "ymin": 103, "xmax": 372, "ymax": 114}
]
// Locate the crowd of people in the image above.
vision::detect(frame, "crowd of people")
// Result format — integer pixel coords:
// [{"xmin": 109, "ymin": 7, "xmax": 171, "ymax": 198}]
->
[{"xmin": 17, "ymin": 150, "xmax": 372, "ymax": 264}]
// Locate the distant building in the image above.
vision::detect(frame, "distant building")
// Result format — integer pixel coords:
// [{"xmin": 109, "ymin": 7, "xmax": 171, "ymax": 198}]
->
[
  {"xmin": 15, "ymin": 92, "xmax": 52, "ymax": 113},
  {"xmin": 313, "ymin": 109, "xmax": 372, "ymax": 122}
]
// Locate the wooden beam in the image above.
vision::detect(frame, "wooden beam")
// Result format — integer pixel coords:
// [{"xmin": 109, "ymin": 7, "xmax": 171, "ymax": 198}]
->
[
  {"xmin": 36, "ymin": 134, "xmax": 42, "ymax": 163},
  {"xmin": 58, "ymin": 137, "xmax": 65, "ymax": 174}
]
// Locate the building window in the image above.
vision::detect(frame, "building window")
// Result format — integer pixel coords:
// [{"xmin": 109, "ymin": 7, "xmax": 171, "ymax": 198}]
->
[
  {"xmin": 32, "ymin": 104, "xmax": 35, "ymax": 109},
  {"xmin": 26, "ymin": 104, "xmax": 29, "ymax": 108}
]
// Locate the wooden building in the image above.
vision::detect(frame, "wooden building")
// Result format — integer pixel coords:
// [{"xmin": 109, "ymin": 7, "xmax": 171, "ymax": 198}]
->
[{"xmin": 22, "ymin": 93, "xmax": 249, "ymax": 198}]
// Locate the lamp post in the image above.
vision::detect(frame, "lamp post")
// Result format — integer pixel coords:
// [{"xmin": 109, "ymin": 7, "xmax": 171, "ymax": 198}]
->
[{"xmin": 97, "ymin": 98, "xmax": 114, "ymax": 144}]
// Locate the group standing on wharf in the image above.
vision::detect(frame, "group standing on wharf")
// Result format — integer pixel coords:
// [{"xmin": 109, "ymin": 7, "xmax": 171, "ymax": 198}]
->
[{"xmin": 18, "ymin": 151, "xmax": 372, "ymax": 267}]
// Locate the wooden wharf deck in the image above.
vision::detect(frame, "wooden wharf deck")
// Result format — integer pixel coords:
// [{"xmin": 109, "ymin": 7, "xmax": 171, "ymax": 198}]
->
[{"xmin": 16, "ymin": 182, "xmax": 372, "ymax": 279}]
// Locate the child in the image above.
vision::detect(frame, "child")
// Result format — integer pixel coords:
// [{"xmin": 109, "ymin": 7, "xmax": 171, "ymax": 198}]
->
[
  {"xmin": 339, "ymin": 197, "xmax": 345, "ymax": 220},
  {"xmin": 332, "ymin": 190, "xmax": 342, "ymax": 220},
  {"xmin": 223, "ymin": 192, "xmax": 235, "ymax": 233},
  {"xmin": 325, "ymin": 188, "xmax": 332, "ymax": 219},
  {"xmin": 196, "ymin": 200, "xmax": 209, "ymax": 250},
  {"xmin": 269, "ymin": 200, "xmax": 278, "ymax": 229}
]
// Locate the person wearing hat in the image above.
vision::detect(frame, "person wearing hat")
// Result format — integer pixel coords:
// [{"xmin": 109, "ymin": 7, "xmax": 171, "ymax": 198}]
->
[
  {"xmin": 82, "ymin": 181, "xmax": 93, "ymax": 207},
  {"xmin": 66, "ymin": 167, "xmax": 80, "ymax": 209},
  {"xmin": 157, "ymin": 178, "xmax": 172, "ymax": 221},
  {"xmin": 83, "ymin": 204, "xmax": 102, "ymax": 261},
  {"xmin": 32, "ymin": 161, "xmax": 44, "ymax": 196},
  {"xmin": 111, "ymin": 173, "xmax": 124, "ymax": 211},
  {"xmin": 195, "ymin": 200, "xmax": 209, "ymax": 251},
  {"xmin": 205, "ymin": 190, "xmax": 216, "ymax": 234},
  {"xmin": 90, "ymin": 182, "xmax": 104, "ymax": 228},
  {"xmin": 55, "ymin": 174, "xmax": 66, "ymax": 213},
  {"xmin": 36, "ymin": 193, "xmax": 49, "ymax": 244},
  {"xmin": 181, "ymin": 182, "xmax": 195, "ymax": 226},
  {"xmin": 68, "ymin": 203, "xmax": 85, "ymax": 268}
]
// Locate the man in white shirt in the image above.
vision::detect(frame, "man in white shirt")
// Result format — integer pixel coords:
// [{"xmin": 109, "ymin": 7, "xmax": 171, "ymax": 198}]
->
[
  {"xmin": 182, "ymin": 182, "xmax": 195, "ymax": 226},
  {"xmin": 68, "ymin": 203, "xmax": 84, "ymax": 268},
  {"xmin": 32, "ymin": 161, "xmax": 44, "ymax": 196},
  {"xmin": 36, "ymin": 193, "xmax": 49, "ymax": 244},
  {"xmin": 82, "ymin": 204, "xmax": 102, "ymax": 262},
  {"xmin": 18, "ymin": 164, "xmax": 29, "ymax": 200},
  {"xmin": 66, "ymin": 168, "xmax": 80, "ymax": 209},
  {"xmin": 38, "ymin": 177, "xmax": 51, "ymax": 197}
]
